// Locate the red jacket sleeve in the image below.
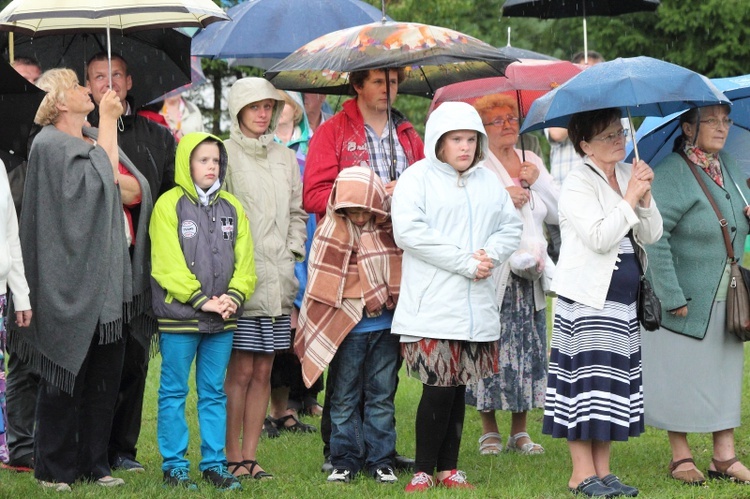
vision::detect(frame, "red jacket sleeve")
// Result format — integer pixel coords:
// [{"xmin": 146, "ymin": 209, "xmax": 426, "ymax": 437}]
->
[{"xmin": 303, "ymin": 124, "xmax": 340, "ymax": 219}]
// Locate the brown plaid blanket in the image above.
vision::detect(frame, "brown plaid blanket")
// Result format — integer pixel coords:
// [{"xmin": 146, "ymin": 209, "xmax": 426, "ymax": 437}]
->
[{"xmin": 295, "ymin": 166, "xmax": 402, "ymax": 387}]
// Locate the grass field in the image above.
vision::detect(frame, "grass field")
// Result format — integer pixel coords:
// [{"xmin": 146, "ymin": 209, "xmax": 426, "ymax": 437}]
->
[{"xmin": 1, "ymin": 339, "xmax": 750, "ymax": 497}]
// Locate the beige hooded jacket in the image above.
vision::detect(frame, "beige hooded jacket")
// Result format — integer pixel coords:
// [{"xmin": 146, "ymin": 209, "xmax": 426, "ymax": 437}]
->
[{"xmin": 224, "ymin": 77, "xmax": 307, "ymax": 317}]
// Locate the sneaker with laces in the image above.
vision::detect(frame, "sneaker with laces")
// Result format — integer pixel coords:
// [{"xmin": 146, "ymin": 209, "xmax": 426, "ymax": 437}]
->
[
  {"xmin": 112, "ymin": 455, "xmax": 145, "ymax": 472},
  {"xmin": 202, "ymin": 465, "xmax": 242, "ymax": 490},
  {"xmin": 163, "ymin": 467, "xmax": 198, "ymax": 490},
  {"xmin": 437, "ymin": 469, "xmax": 475, "ymax": 489},
  {"xmin": 374, "ymin": 466, "xmax": 398, "ymax": 483},
  {"xmin": 327, "ymin": 468, "xmax": 352, "ymax": 483},
  {"xmin": 404, "ymin": 472, "xmax": 434, "ymax": 492}
]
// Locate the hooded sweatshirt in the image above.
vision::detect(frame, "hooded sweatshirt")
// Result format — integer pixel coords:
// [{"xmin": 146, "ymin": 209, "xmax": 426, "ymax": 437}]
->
[
  {"xmin": 149, "ymin": 132, "xmax": 256, "ymax": 334},
  {"xmin": 390, "ymin": 102, "xmax": 523, "ymax": 343},
  {"xmin": 224, "ymin": 78, "xmax": 308, "ymax": 318}
]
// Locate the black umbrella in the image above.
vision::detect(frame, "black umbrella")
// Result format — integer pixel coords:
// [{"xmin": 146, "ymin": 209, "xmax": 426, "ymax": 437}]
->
[
  {"xmin": 502, "ymin": 0, "xmax": 661, "ymax": 63},
  {"xmin": 0, "ymin": 29, "xmax": 192, "ymax": 107},
  {"xmin": 0, "ymin": 59, "xmax": 44, "ymax": 162}
]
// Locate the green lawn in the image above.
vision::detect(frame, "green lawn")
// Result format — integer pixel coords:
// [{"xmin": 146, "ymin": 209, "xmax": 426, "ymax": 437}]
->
[{"xmin": 2, "ymin": 343, "xmax": 750, "ymax": 497}]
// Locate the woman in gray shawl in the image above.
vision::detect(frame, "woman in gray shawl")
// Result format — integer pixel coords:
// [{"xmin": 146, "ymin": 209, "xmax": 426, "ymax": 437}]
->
[{"xmin": 9, "ymin": 68, "xmax": 152, "ymax": 491}]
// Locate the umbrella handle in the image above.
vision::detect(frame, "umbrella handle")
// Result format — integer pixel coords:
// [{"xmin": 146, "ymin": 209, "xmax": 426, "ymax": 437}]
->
[
  {"xmin": 385, "ymin": 69, "xmax": 396, "ymax": 181},
  {"xmin": 627, "ymin": 108, "xmax": 640, "ymax": 163}
]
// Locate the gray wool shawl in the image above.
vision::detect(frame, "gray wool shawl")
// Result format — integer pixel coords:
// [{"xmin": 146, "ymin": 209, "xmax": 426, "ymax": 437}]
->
[{"xmin": 9, "ymin": 125, "xmax": 153, "ymax": 393}]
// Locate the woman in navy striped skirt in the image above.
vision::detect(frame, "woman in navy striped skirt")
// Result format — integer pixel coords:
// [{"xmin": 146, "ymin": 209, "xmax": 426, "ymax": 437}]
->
[{"xmin": 543, "ymin": 109, "xmax": 663, "ymax": 497}]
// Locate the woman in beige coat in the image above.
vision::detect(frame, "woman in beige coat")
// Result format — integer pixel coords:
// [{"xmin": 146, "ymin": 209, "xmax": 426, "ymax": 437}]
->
[{"xmin": 223, "ymin": 77, "xmax": 308, "ymax": 480}]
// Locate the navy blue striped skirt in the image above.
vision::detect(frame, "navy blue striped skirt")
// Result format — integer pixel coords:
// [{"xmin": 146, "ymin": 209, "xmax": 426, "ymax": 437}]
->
[{"xmin": 542, "ymin": 237, "xmax": 644, "ymax": 441}]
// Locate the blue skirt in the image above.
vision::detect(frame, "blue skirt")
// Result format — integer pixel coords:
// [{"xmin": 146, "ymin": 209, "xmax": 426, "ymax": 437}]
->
[{"xmin": 543, "ymin": 238, "xmax": 643, "ymax": 442}]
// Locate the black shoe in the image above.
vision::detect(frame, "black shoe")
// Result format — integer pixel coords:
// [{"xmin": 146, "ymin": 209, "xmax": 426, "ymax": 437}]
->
[
  {"xmin": 601, "ymin": 474, "xmax": 639, "ymax": 497},
  {"xmin": 373, "ymin": 466, "xmax": 398, "ymax": 484},
  {"xmin": 321, "ymin": 457, "xmax": 333, "ymax": 473},
  {"xmin": 394, "ymin": 454, "xmax": 415, "ymax": 472},
  {"xmin": 569, "ymin": 476, "xmax": 618, "ymax": 497},
  {"xmin": 163, "ymin": 467, "xmax": 198, "ymax": 490},
  {"xmin": 203, "ymin": 465, "xmax": 242, "ymax": 491},
  {"xmin": 112, "ymin": 455, "xmax": 145, "ymax": 472},
  {"xmin": 327, "ymin": 468, "xmax": 352, "ymax": 483}
]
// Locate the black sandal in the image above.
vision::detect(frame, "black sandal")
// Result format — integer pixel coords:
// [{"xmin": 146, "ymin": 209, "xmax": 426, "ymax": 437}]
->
[
  {"xmin": 228, "ymin": 461, "xmax": 251, "ymax": 479},
  {"xmin": 272, "ymin": 414, "xmax": 317, "ymax": 433},
  {"xmin": 263, "ymin": 416, "xmax": 280, "ymax": 438},
  {"xmin": 244, "ymin": 460, "xmax": 273, "ymax": 480}
]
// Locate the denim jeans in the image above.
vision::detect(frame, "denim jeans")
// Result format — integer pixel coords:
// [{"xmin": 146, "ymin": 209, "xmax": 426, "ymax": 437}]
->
[
  {"xmin": 329, "ymin": 329, "xmax": 399, "ymax": 475},
  {"xmin": 158, "ymin": 331, "xmax": 233, "ymax": 472}
]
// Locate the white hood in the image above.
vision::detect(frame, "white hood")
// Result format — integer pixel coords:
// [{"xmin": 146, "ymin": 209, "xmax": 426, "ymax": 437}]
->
[{"xmin": 424, "ymin": 101, "xmax": 489, "ymax": 173}]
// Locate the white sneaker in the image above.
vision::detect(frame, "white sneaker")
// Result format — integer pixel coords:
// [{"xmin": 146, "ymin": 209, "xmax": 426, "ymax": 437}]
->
[
  {"xmin": 38, "ymin": 480, "xmax": 72, "ymax": 492},
  {"xmin": 327, "ymin": 468, "xmax": 352, "ymax": 483},
  {"xmin": 374, "ymin": 466, "xmax": 398, "ymax": 483},
  {"xmin": 95, "ymin": 476, "xmax": 125, "ymax": 487}
]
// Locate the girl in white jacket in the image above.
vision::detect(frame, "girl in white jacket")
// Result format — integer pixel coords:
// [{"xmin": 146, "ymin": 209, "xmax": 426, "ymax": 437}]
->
[{"xmin": 391, "ymin": 102, "xmax": 522, "ymax": 492}]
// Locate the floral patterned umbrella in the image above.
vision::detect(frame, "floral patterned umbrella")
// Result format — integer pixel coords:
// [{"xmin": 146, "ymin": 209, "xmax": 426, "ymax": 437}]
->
[{"xmin": 265, "ymin": 21, "xmax": 516, "ymax": 98}]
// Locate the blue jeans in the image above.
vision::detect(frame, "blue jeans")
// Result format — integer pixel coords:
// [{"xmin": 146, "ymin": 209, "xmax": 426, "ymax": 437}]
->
[
  {"xmin": 158, "ymin": 331, "xmax": 233, "ymax": 472},
  {"xmin": 329, "ymin": 329, "xmax": 399, "ymax": 475}
]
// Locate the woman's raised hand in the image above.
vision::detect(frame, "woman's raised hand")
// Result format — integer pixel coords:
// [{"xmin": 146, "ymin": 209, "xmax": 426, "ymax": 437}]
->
[
  {"xmin": 506, "ymin": 186, "xmax": 530, "ymax": 209},
  {"xmin": 99, "ymin": 89, "xmax": 123, "ymax": 122}
]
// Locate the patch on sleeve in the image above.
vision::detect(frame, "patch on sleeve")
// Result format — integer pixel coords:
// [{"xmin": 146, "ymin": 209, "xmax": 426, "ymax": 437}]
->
[{"xmin": 181, "ymin": 220, "xmax": 198, "ymax": 239}]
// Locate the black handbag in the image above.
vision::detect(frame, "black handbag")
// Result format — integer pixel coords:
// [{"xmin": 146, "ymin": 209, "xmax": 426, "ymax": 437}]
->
[{"xmin": 637, "ymin": 275, "xmax": 662, "ymax": 331}]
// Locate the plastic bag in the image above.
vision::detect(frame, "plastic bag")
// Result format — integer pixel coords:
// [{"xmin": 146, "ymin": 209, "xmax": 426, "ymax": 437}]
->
[{"xmin": 509, "ymin": 237, "xmax": 547, "ymax": 281}]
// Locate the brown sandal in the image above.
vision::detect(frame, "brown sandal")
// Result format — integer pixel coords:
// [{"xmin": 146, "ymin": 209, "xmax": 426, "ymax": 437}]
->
[
  {"xmin": 708, "ymin": 457, "xmax": 750, "ymax": 484},
  {"xmin": 669, "ymin": 458, "xmax": 706, "ymax": 485}
]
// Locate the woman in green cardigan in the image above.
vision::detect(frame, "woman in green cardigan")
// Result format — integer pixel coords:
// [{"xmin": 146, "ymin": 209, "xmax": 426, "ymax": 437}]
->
[{"xmin": 643, "ymin": 104, "xmax": 750, "ymax": 486}]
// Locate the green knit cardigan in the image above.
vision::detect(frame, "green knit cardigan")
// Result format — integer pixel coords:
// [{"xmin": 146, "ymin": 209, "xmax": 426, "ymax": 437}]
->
[{"xmin": 645, "ymin": 150, "xmax": 750, "ymax": 339}]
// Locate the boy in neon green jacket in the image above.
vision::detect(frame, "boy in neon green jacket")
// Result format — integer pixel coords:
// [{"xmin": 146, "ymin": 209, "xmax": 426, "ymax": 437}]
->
[{"xmin": 149, "ymin": 132, "xmax": 255, "ymax": 491}]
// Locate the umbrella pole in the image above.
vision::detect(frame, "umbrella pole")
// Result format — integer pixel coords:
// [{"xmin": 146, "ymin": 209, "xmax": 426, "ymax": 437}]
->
[
  {"xmin": 9, "ymin": 32, "xmax": 13, "ymax": 64},
  {"xmin": 107, "ymin": 18, "xmax": 112, "ymax": 89},
  {"xmin": 385, "ymin": 68, "xmax": 396, "ymax": 181},
  {"xmin": 582, "ymin": 2, "xmax": 587, "ymax": 65},
  {"xmin": 627, "ymin": 108, "xmax": 640, "ymax": 163},
  {"xmin": 516, "ymin": 90, "xmax": 526, "ymax": 162}
]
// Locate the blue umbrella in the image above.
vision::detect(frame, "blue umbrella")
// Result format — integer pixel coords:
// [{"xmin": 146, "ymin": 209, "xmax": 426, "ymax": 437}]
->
[
  {"xmin": 519, "ymin": 56, "xmax": 728, "ymax": 160},
  {"xmin": 627, "ymin": 75, "xmax": 750, "ymax": 172},
  {"xmin": 192, "ymin": 0, "xmax": 390, "ymax": 69}
]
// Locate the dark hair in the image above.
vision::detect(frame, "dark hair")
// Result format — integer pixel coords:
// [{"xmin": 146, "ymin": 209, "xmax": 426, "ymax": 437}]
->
[
  {"xmin": 571, "ymin": 51, "xmax": 604, "ymax": 64},
  {"xmin": 672, "ymin": 104, "xmax": 731, "ymax": 152},
  {"xmin": 567, "ymin": 108, "xmax": 622, "ymax": 157},
  {"xmin": 12, "ymin": 56, "xmax": 42, "ymax": 70},
  {"xmin": 348, "ymin": 68, "xmax": 406, "ymax": 95},
  {"xmin": 86, "ymin": 52, "xmax": 129, "ymax": 78},
  {"xmin": 435, "ymin": 130, "xmax": 484, "ymax": 169}
]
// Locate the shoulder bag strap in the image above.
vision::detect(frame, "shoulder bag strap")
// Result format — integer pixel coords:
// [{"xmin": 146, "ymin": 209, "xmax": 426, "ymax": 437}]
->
[{"xmin": 678, "ymin": 149, "xmax": 735, "ymax": 261}]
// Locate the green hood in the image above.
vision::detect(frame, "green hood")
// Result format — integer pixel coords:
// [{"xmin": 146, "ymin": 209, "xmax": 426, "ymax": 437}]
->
[{"xmin": 174, "ymin": 132, "xmax": 228, "ymax": 202}]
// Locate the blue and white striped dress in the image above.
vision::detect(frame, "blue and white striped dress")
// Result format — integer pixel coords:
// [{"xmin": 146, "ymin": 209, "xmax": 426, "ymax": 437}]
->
[{"xmin": 542, "ymin": 236, "xmax": 644, "ymax": 441}]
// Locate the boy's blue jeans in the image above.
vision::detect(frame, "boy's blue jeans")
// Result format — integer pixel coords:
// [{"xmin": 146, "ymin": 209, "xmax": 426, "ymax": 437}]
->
[
  {"xmin": 158, "ymin": 331, "xmax": 233, "ymax": 472},
  {"xmin": 329, "ymin": 329, "xmax": 399, "ymax": 475}
]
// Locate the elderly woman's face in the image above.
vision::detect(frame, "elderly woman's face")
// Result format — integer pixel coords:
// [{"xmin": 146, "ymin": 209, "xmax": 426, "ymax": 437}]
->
[
  {"xmin": 686, "ymin": 105, "xmax": 731, "ymax": 154},
  {"xmin": 63, "ymin": 83, "xmax": 95, "ymax": 116},
  {"xmin": 481, "ymin": 105, "xmax": 519, "ymax": 149},
  {"xmin": 580, "ymin": 118, "xmax": 628, "ymax": 166}
]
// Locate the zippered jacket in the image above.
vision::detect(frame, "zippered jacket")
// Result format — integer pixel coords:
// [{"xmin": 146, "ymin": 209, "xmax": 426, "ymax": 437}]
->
[{"xmin": 150, "ymin": 132, "xmax": 256, "ymax": 333}]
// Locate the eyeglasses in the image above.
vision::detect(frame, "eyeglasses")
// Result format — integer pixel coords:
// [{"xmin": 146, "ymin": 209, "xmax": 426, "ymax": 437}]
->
[
  {"xmin": 700, "ymin": 117, "xmax": 733, "ymax": 129},
  {"xmin": 483, "ymin": 116, "xmax": 519, "ymax": 127},
  {"xmin": 591, "ymin": 128, "xmax": 630, "ymax": 143}
]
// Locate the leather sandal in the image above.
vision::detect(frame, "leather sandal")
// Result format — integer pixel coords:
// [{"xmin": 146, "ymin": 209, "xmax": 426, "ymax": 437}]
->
[
  {"xmin": 669, "ymin": 458, "xmax": 705, "ymax": 485},
  {"xmin": 262, "ymin": 416, "xmax": 280, "ymax": 438},
  {"xmin": 708, "ymin": 457, "xmax": 750, "ymax": 484},
  {"xmin": 478, "ymin": 432, "xmax": 502, "ymax": 455},
  {"xmin": 506, "ymin": 431, "xmax": 544, "ymax": 455},
  {"xmin": 244, "ymin": 460, "xmax": 274, "ymax": 480},
  {"xmin": 272, "ymin": 414, "xmax": 317, "ymax": 433}
]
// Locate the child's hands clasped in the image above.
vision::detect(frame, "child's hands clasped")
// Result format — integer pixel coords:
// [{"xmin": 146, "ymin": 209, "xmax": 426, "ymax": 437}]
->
[
  {"xmin": 473, "ymin": 249, "xmax": 494, "ymax": 281},
  {"xmin": 201, "ymin": 294, "xmax": 238, "ymax": 319}
]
